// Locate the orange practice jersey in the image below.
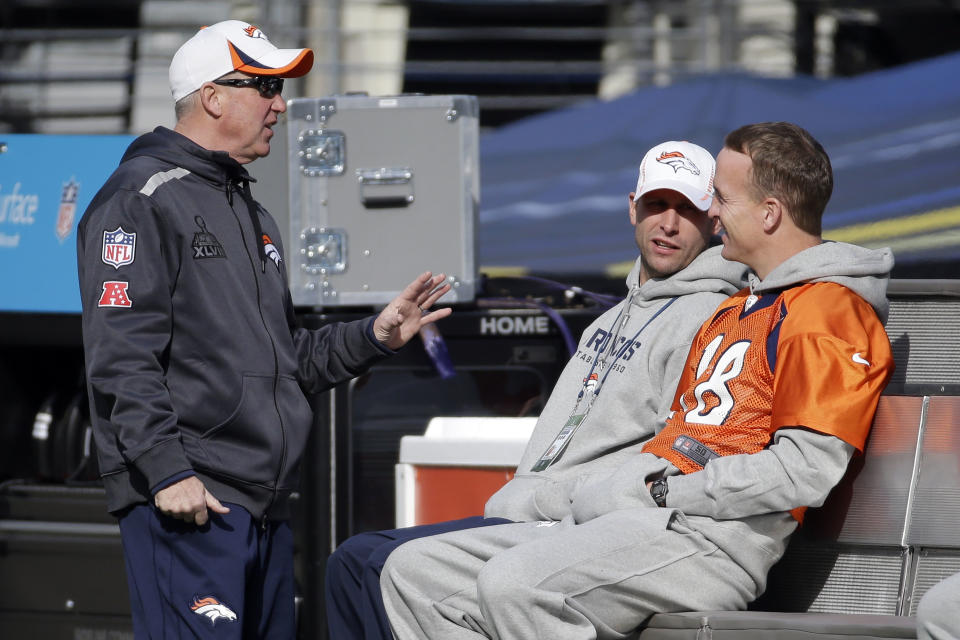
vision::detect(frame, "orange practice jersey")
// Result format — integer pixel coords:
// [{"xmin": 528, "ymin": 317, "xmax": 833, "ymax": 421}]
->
[{"xmin": 643, "ymin": 282, "xmax": 893, "ymax": 493}]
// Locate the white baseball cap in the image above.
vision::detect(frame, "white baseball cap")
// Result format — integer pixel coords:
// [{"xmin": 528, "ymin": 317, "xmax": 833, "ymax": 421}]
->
[
  {"xmin": 633, "ymin": 141, "xmax": 715, "ymax": 211},
  {"xmin": 169, "ymin": 20, "xmax": 314, "ymax": 102}
]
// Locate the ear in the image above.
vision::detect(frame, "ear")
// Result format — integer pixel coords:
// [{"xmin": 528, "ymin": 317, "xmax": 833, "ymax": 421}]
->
[
  {"xmin": 761, "ymin": 197, "xmax": 784, "ymax": 233},
  {"xmin": 628, "ymin": 193, "xmax": 638, "ymax": 226},
  {"xmin": 198, "ymin": 83, "xmax": 223, "ymax": 118}
]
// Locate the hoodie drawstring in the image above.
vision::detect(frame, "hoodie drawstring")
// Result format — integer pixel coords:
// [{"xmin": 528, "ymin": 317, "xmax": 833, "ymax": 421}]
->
[{"xmin": 231, "ymin": 178, "xmax": 267, "ymax": 273}]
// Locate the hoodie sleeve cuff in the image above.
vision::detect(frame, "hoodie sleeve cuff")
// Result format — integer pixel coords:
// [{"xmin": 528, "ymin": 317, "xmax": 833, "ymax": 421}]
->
[
  {"xmin": 150, "ymin": 470, "xmax": 197, "ymax": 496},
  {"xmin": 661, "ymin": 472, "xmax": 713, "ymax": 514},
  {"xmin": 132, "ymin": 437, "xmax": 194, "ymax": 493},
  {"xmin": 365, "ymin": 316, "xmax": 396, "ymax": 355}
]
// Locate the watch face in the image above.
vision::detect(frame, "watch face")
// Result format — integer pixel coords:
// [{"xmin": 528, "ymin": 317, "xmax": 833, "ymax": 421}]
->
[{"xmin": 651, "ymin": 479, "xmax": 668, "ymax": 506}]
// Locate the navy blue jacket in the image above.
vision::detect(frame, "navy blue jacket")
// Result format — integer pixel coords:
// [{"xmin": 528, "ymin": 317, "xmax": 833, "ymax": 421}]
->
[{"xmin": 78, "ymin": 127, "xmax": 391, "ymax": 520}]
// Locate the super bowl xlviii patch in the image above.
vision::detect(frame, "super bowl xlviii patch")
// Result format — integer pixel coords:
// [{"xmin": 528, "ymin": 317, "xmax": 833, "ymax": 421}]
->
[
  {"xmin": 98, "ymin": 281, "xmax": 132, "ymax": 308},
  {"xmin": 190, "ymin": 595, "xmax": 237, "ymax": 627},
  {"xmin": 102, "ymin": 226, "xmax": 136, "ymax": 269},
  {"xmin": 192, "ymin": 216, "xmax": 226, "ymax": 259}
]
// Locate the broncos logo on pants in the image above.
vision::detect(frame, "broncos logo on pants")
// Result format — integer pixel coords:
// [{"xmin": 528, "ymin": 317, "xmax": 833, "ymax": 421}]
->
[{"xmin": 190, "ymin": 595, "xmax": 238, "ymax": 626}]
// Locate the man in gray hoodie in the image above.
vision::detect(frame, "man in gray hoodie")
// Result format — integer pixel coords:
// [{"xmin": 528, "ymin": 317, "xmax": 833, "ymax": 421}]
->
[
  {"xmin": 916, "ymin": 571, "xmax": 960, "ymax": 639},
  {"xmin": 326, "ymin": 141, "xmax": 749, "ymax": 639},
  {"xmin": 379, "ymin": 122, "xmax": 895, "ymax": 640}
]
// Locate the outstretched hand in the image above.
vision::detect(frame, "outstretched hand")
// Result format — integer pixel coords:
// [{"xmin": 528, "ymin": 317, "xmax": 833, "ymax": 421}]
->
[{"xmin": 373, "ymin": 272, "xmax": 453, "ymax": 350}]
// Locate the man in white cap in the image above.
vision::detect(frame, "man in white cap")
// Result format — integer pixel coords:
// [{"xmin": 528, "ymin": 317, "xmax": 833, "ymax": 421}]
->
[
  {"xmin": 77, "ymin": 20, "xmax": 451, "ymax": 639},
  {"xmin": 324, "ymin": 141, "xmax": 750, "ymax": 639},
  {"xmin": 378, "ymin": 123, "xmax": 893, "ymax": 639}
]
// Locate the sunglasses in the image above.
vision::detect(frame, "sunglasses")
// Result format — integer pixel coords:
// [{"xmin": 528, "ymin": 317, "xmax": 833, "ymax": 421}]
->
[{"xmin": 213, "ymin": 76, "xmax": 284, "ymax": 98}]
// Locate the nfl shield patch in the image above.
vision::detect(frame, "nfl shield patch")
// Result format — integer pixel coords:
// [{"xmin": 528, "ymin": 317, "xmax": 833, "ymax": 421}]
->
[{"xmin": 102, "ymin": 226, "xmax": 136, "ymax": 269}]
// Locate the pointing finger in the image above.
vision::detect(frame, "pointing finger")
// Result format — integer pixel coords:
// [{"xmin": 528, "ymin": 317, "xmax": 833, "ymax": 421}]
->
[{"xmin": 206, "ymin": 492, "xmax": 231, "ymax": 515}]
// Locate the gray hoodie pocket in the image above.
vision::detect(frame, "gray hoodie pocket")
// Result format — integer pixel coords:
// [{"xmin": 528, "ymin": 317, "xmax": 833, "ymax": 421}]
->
[{"xmin": 192, "ymin": 373, "xmax": 309, "ymax": 486}]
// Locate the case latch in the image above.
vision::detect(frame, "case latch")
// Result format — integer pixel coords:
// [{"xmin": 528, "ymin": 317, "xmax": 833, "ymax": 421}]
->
[
  {"xmin": 300, "ymin": 227, "xmax": 347, "ymax": 275},
  {"xmin": 298, "ymin": 130, "xmax": 345, "ymax": 177}
]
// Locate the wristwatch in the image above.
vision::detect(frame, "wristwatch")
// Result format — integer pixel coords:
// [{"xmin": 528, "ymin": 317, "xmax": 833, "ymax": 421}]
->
[{"xmin": 650, "ymin": 478, "xmax": 669, "ymax": 508}]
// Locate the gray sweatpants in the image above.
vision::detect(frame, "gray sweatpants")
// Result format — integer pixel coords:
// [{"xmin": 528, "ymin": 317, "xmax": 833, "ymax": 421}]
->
[
  {"xmin": 917, "ymin": 571, "xmax": 960, "ymax": 640},
  {"xmin": 381, "ymin": 508, "xmax": 760, "ymax": 640}
]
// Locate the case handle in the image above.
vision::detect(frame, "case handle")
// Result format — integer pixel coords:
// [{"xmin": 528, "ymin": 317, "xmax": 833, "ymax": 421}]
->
[{"xmin": 357, "ymin": 168, "xmax": 414, "ymax": 209}]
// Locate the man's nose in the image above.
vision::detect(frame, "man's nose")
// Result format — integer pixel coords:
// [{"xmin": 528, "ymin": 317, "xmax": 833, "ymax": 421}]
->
[
  {"xmin": 707, "ymin": 201, "xmax": 720, "ymax": 220},
  {"xmin": 661, "ymin": 209, "xmax": 680, "ymax": 232}
]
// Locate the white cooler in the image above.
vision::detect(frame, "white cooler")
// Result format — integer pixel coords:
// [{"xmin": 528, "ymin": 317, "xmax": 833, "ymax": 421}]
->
[{"xmin": 395, "ymin": 417, "xmax": 537, "ymax": 527}]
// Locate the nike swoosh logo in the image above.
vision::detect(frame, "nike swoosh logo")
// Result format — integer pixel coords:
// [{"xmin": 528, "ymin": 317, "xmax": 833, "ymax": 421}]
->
[{"xmin": 852, "ymin": 352, "xmax": 870, "ymax": 366}]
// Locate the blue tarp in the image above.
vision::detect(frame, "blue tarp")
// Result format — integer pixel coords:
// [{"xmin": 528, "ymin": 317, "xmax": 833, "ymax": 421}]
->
[{"xmin": 477, "ymin": 51, "xmax": 960, "ymax": 276}]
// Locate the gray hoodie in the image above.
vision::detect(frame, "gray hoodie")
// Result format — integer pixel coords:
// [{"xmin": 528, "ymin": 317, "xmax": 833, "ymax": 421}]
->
[
  {"xmin": 751, "ymin": 240, "xmax": 892, "ymax": 322},
  {"xmin": 568, "ymin": 241, "xmax": 894, "ymax": 594},
  {"xmin": 484, "ymin": 245, "xmax": 749, "ymax": 521}
]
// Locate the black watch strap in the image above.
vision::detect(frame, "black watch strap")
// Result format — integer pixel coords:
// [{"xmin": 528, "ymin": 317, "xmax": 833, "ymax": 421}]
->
[{"xmin": 650, "ymin": 478, "xmax": 669, "ymax": 507}]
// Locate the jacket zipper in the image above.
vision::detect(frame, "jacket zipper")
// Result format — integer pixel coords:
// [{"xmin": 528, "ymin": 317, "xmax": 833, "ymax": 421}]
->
[{"xmin": 228, "ymin": 178, "xmax": 286, "ymax": 524}]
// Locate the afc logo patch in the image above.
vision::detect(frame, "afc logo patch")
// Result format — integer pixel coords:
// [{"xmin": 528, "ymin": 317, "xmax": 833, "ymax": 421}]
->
[
  {"xmin": 102, "ymin": 226, "xmax": 136, "ymax": 269},
  {"xmin": 98, "ymin": 281, "xmax": 132, "ymax": 308}
]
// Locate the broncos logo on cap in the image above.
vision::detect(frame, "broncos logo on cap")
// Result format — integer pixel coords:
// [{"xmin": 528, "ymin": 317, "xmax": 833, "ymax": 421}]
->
[
  {"xmin": 190, "ymin": 596, "xmax": 238, "ymax": 626},
  {"xmin": 242, "ymin": 24, "xmax": 266, "ymax": 40},
  {"xmin": 656, "ymin": 151, "xmax": 701, "ymax": 176}
]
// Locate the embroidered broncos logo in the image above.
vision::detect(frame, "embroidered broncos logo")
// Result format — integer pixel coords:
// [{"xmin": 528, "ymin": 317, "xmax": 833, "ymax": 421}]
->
[
  {"xmin": 262, "ymin": 234, "xmax": 282, "ymax": 269},
  {"xmin": 656, "ymin": 151, "xmax": 701, "ymax": 176},
  {"xmin": 190, "ymin": 596, "xmax": 238, "ymax": 626},
  {"xmin": 243, "ymin": 24, "xmax": 266, "ymax": 40}
]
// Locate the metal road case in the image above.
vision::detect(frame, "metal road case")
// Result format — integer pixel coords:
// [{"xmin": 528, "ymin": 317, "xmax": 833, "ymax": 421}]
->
[{"xmin": 284, "ymin": 94, "xmax": 479, "ymax": 308}]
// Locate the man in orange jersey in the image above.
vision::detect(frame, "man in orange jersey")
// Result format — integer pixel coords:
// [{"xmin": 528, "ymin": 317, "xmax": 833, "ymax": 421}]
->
[{"xmin": 379, "ymin": 122, "xmax": 895, "ymax": 640}]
